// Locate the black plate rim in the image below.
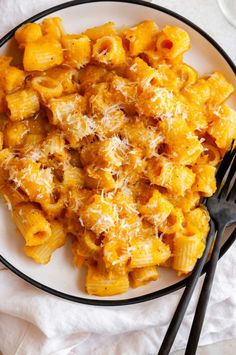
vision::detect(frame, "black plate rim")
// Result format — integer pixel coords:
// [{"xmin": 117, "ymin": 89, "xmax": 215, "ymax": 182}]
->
[{"xmin": 0, "ymin": 0, "xmax": 235, "ymax": 306}]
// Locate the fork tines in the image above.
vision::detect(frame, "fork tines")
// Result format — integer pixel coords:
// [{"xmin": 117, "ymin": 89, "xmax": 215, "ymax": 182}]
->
[
  {"xmin": 216, "ymin": 140, "xmax": 235, "ymax": 183},
  {"xmin": 216, "ymin": 141, "xmax": 236, "ymax": 200}
]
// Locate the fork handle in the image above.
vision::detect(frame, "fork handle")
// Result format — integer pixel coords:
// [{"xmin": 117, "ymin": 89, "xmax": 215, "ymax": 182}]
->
[
  {"xmin": 158, "ymin": 220, "xmax": 216, "ymax": 355},
  {"xmin": 184, "ymin": 225, "xmax": 226, "ymax": 355}
]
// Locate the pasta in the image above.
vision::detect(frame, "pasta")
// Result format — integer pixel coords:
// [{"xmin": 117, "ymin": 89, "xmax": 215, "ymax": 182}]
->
[
  {"xmin": 62, "ymin": 34, "xmax": 91, "ymax": 68},
  {"xmin": 0, "ymin": 17, "xmax": 235, "ymax": 296},
  {"xmin": 92, "ymin": 35, "xmax": 126, "ymax": 66},
  {"xmin": 24, "ymin": 220, "xmax": 66, "ymax": 263},
  {"xmin": 6, "ymin": 89, "xmax": 40, "ymax": 121},
  {"xmin": 31, "ymin": 76, "xmax": 63, "ymax": 102},
  {"xmin": 172, "ymin": 226, "xmax": 205, "ymax": 274},
  {"xmin": 41, "ymin": 17, "xmax": 64, "ymax": 40},
  {"xmin": 4, "ymin": 121, "xmax": 29, "ymax": 147},
  {"xmin": 0, "ymin": 66, "xmax": 25, "ymax": 93},
  {"xmin": 122, "ymin": 20, "xmax": 159, "ymax": 56},
  {"xmin": 130, "ymin": 266, "xmax": 159, "ymax": 288},
  {"xmin": 23, "ymin": 35, "xmax": 63, "ymax": 71},
  {"xmin": 12, "ymin": 203, "xmax": 51, "ymax": 246},
  {"xmin": 86, "ymin": 265, "xmax": 129, "ymax": 296},
  {"xmin": 15, "ymin": 23, "xmax": 43, "ymax": 48}
]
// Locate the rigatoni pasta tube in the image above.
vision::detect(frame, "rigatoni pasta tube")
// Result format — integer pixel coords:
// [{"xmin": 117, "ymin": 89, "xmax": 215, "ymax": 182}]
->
[
  {"xmin": 147, "ymin": 159, "xmax": 196, "ymax": 197},
  {"xmin": 12, "ymin": 203, "xmax": 51, "ymax": 246},
  {"xmin": 207, "ymin": 71, "xmax": 234, "ymax": 106},
  {"xmin": 23, "ymin": 35, "xmax": 63, "ymax": 71},
  {"xmin": 41, "ymin": 129, "xmax": 66, "ymax": 160},
  {"xmin": 0, "ymin": 66, "xmax": 25, "ymax": 93},
  {"xmin": 63, "ymin": 166, "xmax": 85, "ymax": 188},
  {"xmin": 15, "ymin": 23, "xmax": 42, "ymax": 48},
  {"xmin": 81, "ymin": 230, "xmax": 100, "ymax": 255},
  {"xmin": 79, "ymin": 194, "xmax": 118, "ymax": 235},
  {"xmin": 156, "ymin": 26, "xmax": 190, "ymax": 59},
  {"xmin": 127, "ymin": 57, "xmax": 161, "ymax": 89},
  {"xmin": 139, "ymin": 189, "xmax": 173, "ymax": 225},
  {"xmin": 192, "ymin": 164, "xmax": 217, "ymax": 197},
  {"xmin": 86, "ymin": 265, "xmax": 129, "ymax": 296},
  {"xmin": 40, "ymin": 194, "xmax": 65, "ymax": 220},
  {"xmin": 85, "ymin": 165, "xmax": 116, "ymax": 191},
  {"xmin": 41, "ymin": 17, "xmax": 64, "ymax": 40},
  {"xmin": 173, "ymin": 63, "xmax": 198, "ymax": 88},
  {"xmin": 65, "ymin": 188, "xmax": 91, "ymax": 219},
  {"xmin": 122, "ymin": 20, "xmax": 159, "ymax": 56},
  {"xmin": 129, "ymin": 237, "xmax": 171, "ymax": 268},
  {"xmin": 2, "ymin": 184, "xmax": 28, "ymax": 207},
  {"xmin": 24, "ymin": 220, "xmax": 66, "ymax": 264},
  {"xmin": 72, "ymin": 230, "xmax": 99, "ymax": 259},
  {"xmin": 207, "ymin": 105, "xmax": 236, "ymax": 150},
  {"xmin": 93, "ymin": 35, "xmax": 126, "ymax": 66},
  {"xmin": 47, "ymin": 93, "xmax": 86, "ymax": 125},
  {"xmin": 8, "ymin": 159, "xmax": 54, "ymax": 202},
  {"xmin": 182, "ymin": 79, "xmax": 211, "ymax": 106},
  {"xmin": 130, "ymin": 266, "xmax": 159, "ymax": 288},
  {"xmin": 6, "ymin": 89, "xmax": 40, "ymax": 121},
  {"xmin": 185, "ymin": 207, "xmax": 210, "ymax": 240},
  {"xmin": 47, "ymin": 66, "xmax": 79, "ymax": 94},
  {"xmin": 158, "ymin": 207, "xmax": 184, "ymax": 234},
  {"xmin": 62, "ymin": 34, "xmax": 91, "ymax": 68},
  {"xmin": 4, "ymin": 121, "xmax": 29, "ymax": 147},
  {"xmin": 173, "ymin": 229, "xmax": 205, "ymax": 274},
  {"xmin": 31, "ymin": 76, "xmax": 63, "ymax": 102}
]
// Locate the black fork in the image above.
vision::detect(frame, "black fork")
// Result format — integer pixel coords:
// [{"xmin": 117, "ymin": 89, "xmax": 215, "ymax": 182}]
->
[
  {"xmin": 185, "ymin": 146, "xmax": 236, "ymax": 354},
  {"xmin": 158, "ymin": 143, "xmax": 236, "ymax": 355}
]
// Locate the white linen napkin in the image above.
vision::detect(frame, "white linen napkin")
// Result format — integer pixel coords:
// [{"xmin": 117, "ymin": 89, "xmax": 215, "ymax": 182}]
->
[
  {"xmin": 1, "ymin": 243, "xmax": 236, "ymax": 355},
  {"xmin": 0, "ymin": 1, "xmax": 236, "ymax": 354}
]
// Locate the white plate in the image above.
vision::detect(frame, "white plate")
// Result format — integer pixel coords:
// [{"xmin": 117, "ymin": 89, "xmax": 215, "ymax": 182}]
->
[{"xmin": 0, "ymin": 0, "xmax": 235, "ymax": 305}]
